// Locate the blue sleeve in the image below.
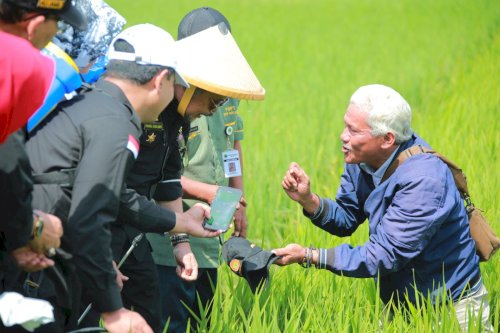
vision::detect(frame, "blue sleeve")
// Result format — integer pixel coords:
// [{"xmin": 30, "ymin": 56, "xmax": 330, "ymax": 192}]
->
[
  {"xmin": 309, "ymin": 166, "xmax": 367, "ymax": 236},
  {"xmin": 321, "ymin": 161, "xmax": 451, "ymax": 278}
]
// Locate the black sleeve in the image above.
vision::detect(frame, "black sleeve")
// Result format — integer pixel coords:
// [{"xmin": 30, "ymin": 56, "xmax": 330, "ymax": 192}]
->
[
  {"xmin": 65, "ymin": 116, "xmax": 130, "ymax": 313},
  {"xmin": 117, "ymin": 187, "xmax": 177, "ymax": 232},
  {"xmin": 0, "ymin": 130, "xmax": 34, "ymax": 252}
]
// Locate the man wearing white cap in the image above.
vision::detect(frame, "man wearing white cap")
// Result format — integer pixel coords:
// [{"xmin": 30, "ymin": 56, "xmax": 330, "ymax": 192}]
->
[
  {"xmin": 111, "ymin": 33, "xmax": 240, "ymax": 333},
  {"xmin": 108, "ymin": 11, "xmax": 265, "ymax": 333},
  {"xmin": 25, "ymin": 24, "xmax": 221, "ymax": 333}
]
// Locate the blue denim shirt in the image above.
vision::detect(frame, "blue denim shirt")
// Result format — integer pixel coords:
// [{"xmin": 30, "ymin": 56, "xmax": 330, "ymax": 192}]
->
[
  {"xmin": 312, "ymin": 133, "xmax": 480, "ymax": 304},
  {"xmin": 359, "ymin": 146, "xmax": 399, "ymax": 187}
]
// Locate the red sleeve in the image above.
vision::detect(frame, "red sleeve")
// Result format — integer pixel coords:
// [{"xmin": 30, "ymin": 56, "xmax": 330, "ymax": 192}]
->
[{"xmin": 0, "ymin": 32, "xmax": 55, "ymax": 143}]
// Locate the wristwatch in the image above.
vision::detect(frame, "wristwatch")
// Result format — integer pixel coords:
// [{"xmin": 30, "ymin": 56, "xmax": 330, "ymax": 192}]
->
[{"xmin": 32, "ymin": 212, "xmax": 44, "ymax": 239}]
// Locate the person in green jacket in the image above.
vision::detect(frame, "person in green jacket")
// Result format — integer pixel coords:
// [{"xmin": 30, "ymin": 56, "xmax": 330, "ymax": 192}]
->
[{"xmin": 147, "ymin": 7, "xmax": 249, "ymax": 332}]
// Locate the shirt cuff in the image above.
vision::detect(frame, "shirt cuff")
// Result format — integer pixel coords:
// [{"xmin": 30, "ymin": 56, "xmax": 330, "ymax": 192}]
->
[
  {"xmin": 90, "ymin": 284, "xmax": 123, "ymax": 314},
  {"xmin": 153, "ymin": 179, "xmax": 182, "ymax": 201},
  {"xmin": 303, "ymin": 194, "xmax": 324, "ymax": 220},
  {"xmin": 316, "ymin": 248, "xmax": 335, "ymax": 270}
]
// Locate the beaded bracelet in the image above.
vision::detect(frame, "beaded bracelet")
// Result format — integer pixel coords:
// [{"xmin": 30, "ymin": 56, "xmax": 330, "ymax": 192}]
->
[
  {"xmin": 170, "ymin": 233, "xmax": 189, "ymax": 246},
  {"xmin": 301, "ymin": 245, "xmax": 316, "ymax": 268}
]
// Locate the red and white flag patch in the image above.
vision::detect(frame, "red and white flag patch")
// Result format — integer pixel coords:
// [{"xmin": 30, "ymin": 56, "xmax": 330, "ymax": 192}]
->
[{"xmin": 126, "ymin": 134, "xmax": 140, "ymax": 159}]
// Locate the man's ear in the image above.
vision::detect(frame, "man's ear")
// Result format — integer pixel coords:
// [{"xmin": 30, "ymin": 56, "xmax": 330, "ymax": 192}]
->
[
  {"xmin": 152, "ymin": 69, "xmax": 169, "ymax": 92},
  {"xmin": 26, "ymin": 15, "xmax": 46, "ymax": 43},
  {"xmin": 382, "ymin": 132, "xmax": 396, "ymax": 148}
]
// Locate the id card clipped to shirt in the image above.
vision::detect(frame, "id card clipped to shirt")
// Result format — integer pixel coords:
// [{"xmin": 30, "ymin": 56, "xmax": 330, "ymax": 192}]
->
[{"xmin": 223, "ymin": 149, "xmax": 241, "ymax": 178}]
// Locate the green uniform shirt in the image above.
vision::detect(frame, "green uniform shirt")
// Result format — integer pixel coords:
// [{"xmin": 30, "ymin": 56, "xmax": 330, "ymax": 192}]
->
[{"xmin": 147, "ymin": 99, "xmax": 243, "ymax": 268}]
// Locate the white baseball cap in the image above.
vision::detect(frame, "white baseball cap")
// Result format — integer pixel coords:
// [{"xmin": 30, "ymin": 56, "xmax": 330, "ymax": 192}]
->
[{"xmin": 107, "ymin": 24, "xmax": 189, "ymax": 88}]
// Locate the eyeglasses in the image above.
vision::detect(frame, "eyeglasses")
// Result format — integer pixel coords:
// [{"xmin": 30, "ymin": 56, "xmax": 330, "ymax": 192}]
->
[{"xmin": 209, "ymin": 95, "xmax": 229, "ymax": 113}]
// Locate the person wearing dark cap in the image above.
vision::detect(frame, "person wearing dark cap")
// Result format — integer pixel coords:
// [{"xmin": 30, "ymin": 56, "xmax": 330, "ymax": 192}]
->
[
  {"xmin": 0, "ymin": 0, "xmax": 85, "ymax": 319},
  {"xmin": 0, "ymin": 0, "xmax": 86, "ymax": 49},
  {"xmin": 0, "ymin": 0, "xmax": 87, "ymax": 262},
  {"xmin": 147, "ymin": 7, "xmax": 250, "ymax": 333}
]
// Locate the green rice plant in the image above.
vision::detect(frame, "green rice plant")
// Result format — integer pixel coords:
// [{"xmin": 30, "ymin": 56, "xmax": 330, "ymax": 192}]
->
[{"xmin": 105, "ymin": 0, "xmax": 499, "ymax": 331}]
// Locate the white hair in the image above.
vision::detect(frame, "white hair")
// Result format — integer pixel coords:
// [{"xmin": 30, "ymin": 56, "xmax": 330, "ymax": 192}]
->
[{"xmin": 349, "ymin": 84, "xmax": 413, "ymax": 144}]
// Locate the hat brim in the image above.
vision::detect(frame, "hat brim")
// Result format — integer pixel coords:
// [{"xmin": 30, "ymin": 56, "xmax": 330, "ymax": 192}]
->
[
  {"xmin": 222, "ymin": 237, "xmax": 278, "ymax": 293},
  {"xmin": 174, "ymin": 70, "xmax": 189, "ymax": 88},
  {"xmin": 245, "ymin": 255, "xmax": 279, "ymax": 293},
  {"xmin": 176, "ymin": 25, "xmax": 265, "ymax": 100},
  {"xmin": 58, "ymin": 5, "xmax": 87, "ymax": 30}
]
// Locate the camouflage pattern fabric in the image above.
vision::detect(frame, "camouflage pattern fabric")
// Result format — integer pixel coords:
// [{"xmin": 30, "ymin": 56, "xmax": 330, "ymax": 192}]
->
[{"xmin": 53, "ymin": 0, "xmax": 126, "ymax": 69}]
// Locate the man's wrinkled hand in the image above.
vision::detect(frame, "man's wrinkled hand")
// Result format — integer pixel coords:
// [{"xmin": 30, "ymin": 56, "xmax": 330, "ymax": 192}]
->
[
  {"xmin": 173, "ymin": 242, "xmax": 198, "ymax": 281},
  {"xmin": 281, "ymin": 162, "xmax": 312, "ymax": 203},
  {"xmin": 272, "ymin": 244, "xmax": 305, "ymax": 266}
]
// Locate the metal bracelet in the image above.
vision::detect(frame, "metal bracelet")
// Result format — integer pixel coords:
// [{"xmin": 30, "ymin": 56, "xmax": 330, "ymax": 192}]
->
[{"xmin": 302, "ymin": 245, "xmax": 316, "ymax": 269}]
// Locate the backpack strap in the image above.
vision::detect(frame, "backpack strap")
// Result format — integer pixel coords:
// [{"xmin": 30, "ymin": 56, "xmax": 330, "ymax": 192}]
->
[
  {"xmin": 381, "ymin": 145, "xmax": 432, "ymax": 183},
  {"xmin": 381, "ymin": 144, "xmax": 471, "ymax": 207},
  {"xmin": 381, "ymin": 144, "xmax": 500, "ymax": 261}
]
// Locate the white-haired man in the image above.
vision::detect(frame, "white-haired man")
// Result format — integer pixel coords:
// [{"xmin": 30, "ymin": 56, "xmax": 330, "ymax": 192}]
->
[{"xmin": 274, "ymin": 84, "xmax": 491, "ymax": 330}]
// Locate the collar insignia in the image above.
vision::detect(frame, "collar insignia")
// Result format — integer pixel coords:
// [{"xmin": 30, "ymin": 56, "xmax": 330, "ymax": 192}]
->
[{"xmin": 146, "ymin": 132, "xmax": 156, "ymax": 144}]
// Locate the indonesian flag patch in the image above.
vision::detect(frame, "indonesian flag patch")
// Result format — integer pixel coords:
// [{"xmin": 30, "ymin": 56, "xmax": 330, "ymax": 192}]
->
[{"xmin": 126, "ymin": 134, "xmax": 140, "ymax": 159}]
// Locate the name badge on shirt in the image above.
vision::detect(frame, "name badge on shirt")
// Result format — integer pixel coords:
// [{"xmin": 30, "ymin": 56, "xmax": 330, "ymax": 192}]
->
[{"xmin": 223, "ymin": 149, "xmax": 241, "ymax": 178}]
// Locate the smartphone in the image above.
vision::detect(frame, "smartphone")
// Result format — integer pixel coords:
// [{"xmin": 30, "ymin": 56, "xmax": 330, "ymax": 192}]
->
[{"xmin": 203, "ymin": 186, "xmax": 242, "ymax": 232}]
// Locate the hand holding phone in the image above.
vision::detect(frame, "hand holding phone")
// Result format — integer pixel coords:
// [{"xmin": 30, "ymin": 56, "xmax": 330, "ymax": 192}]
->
[{"xmin": 203, "ymin": 187, "xmax": 242, "ymax": 232}]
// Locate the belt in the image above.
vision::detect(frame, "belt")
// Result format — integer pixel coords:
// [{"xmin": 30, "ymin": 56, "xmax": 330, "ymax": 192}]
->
[
  {"xmin": 32, "ymin": 168, "xmax": 76, "ymax": 187},
  {"xmin": 462, "ymin": 274, "xmax": 482, "ymax": 299}
]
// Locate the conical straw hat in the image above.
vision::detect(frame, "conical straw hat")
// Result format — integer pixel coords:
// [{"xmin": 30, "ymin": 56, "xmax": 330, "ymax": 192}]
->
[{"xmin": 175, "ymin": 23, "xmax": 265, "ymax": 100}]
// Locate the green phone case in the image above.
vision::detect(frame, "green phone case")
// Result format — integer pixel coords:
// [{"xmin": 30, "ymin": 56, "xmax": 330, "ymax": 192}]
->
[{"xmin": 203, "ymin": 186, "xmax": 242, "ymax": 231}]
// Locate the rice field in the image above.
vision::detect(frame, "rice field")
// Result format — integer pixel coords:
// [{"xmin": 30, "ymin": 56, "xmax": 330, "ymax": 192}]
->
[{"xmin": 107, "ymin": 0, "xmax": 500, "ymax": 331}]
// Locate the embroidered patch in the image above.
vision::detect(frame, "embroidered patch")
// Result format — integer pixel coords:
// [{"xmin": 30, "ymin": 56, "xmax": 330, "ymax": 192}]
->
[
  {"xmin": 144, "ymin": 122, "xmax": 163, "ymax": 130},
  {"xmin": 229, "ymin": 259, "xmax": 242, "ymax": 275},
  {"xmin": 146, "ymin": 132, "xmax": 156, "ymax": 144},
  {"xmin": 37, "ymin": 0, "xmax": 65, "ymax": 10},
  {"xmin": 188, "ymin": 131, "xmax": 200, "ymax": 140}
]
